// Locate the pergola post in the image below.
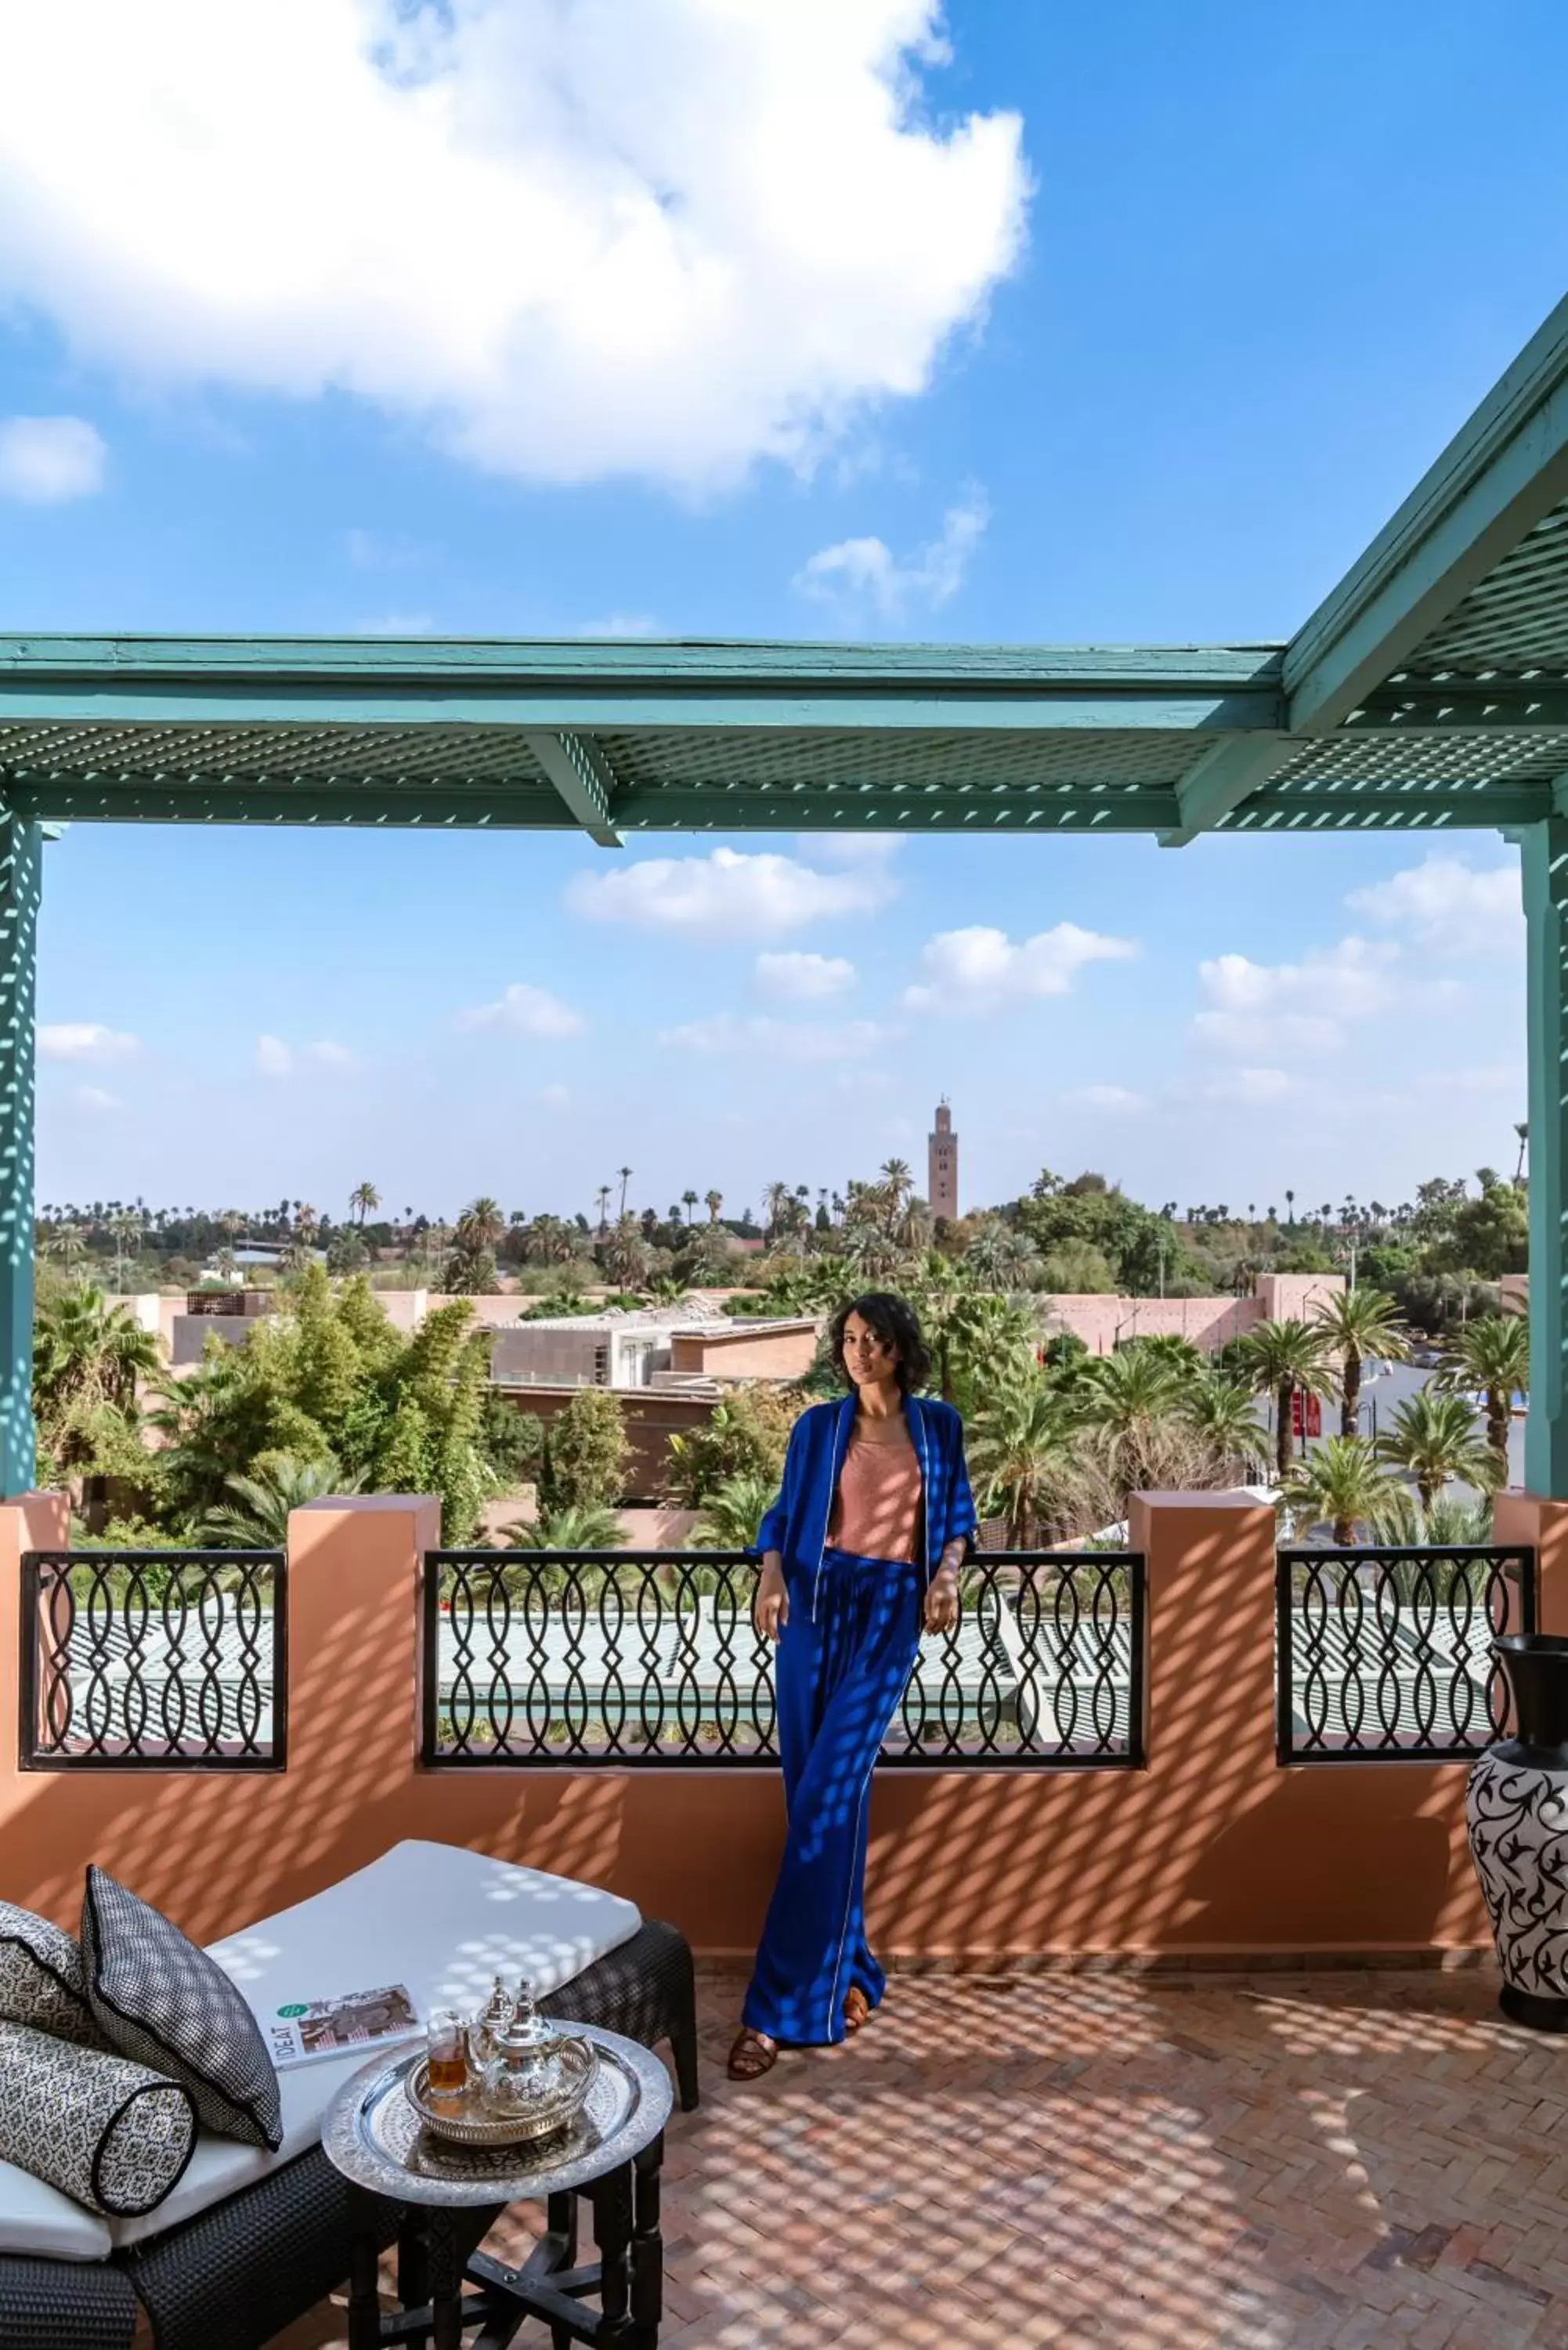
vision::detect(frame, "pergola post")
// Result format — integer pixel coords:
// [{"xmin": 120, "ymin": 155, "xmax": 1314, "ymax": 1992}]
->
[
  {"xmin": 0, "ymin": 809, "xmax": 38, "ymax": 1499},
  {"xmin": 1524, "ymin": 818, "xmax": 1568, "ymax": 1497}
]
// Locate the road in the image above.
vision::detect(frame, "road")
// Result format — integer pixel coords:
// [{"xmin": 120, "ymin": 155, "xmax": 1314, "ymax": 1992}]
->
[{"xmin": 1273, "ymin": 1358, "xmax": 1525, "ymax": 1490}]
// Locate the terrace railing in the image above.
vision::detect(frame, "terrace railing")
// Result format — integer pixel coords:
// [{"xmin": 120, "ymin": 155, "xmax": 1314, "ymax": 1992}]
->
[
  {"xmin": 1276, "ymin": 1543, "xmax": 1536, "ymax": 1763},
  {"xmin": 20, "ymin": 1549, "xmax": 287, "ymax": 1769},
  {"xmin": 423, "ymin": 1547, "xmax": 1145, "ymax": 1769}
]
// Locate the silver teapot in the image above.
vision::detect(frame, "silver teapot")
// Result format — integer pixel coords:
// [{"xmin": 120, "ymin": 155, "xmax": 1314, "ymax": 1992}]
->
[
  {"xmin": 467, "ymin": 1973, "xmax": 514, "ymax": 2071},
  {"xmin": 479, "ymin": 1978, "xmax": 577, "ymax": 2119}
]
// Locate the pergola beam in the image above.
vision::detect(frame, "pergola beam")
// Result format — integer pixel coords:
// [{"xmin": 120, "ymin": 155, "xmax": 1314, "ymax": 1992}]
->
[
  {"xmin": 0, "ymin": 809, "xmax": 38, "ymax": 1496},
  {"xmin": 1523, "ymin": 816, "xmax": 1568, "ymax": 1495},
  {"xmin": 0, "ymin": 683, "xmax": 1280, "ymax": 734},
  {"xmin": 1158, "ymin": 734, "xmax": 1294, "ymax": 845},
  {"xmin": 1284, "ymin": 293, "xmax": 1568, "ymax": 735},
  {"xmin": 521, "ymin": 730, "xmax": 621, "ymax": 847}
]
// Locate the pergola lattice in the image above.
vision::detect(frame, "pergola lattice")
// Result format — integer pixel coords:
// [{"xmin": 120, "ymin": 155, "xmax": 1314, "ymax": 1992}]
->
[{"xmin": 4, "ymin": 295, "xmax": 1568, "ymax": 1492}]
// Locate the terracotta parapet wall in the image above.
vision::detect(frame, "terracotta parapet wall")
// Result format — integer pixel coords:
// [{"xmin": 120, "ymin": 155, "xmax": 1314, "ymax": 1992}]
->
[{"xmin": 0, "ymin": 1491, "xmax": 1498, "ymax": 1963}]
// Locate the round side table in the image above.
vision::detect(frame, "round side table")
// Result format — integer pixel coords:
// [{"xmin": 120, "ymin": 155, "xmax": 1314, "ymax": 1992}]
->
[{"xmin": 322, "ymin": 2019, "xmax": 673, "ymax": 2350}]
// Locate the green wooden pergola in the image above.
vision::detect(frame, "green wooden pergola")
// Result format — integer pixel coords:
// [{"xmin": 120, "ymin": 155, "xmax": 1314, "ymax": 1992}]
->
[{"xmin": 5, "ymin": 295, "xmax": 1568, "ymax": 1500}]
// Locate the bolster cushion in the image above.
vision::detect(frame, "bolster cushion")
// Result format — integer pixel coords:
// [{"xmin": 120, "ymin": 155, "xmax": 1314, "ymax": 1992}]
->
[
  {"xmin": 0, "ymin": 1900, "xmax": 107, "ymax": 2048},
  {"xmin": 0, "ymin": 2021, "xmax": 197, "ymax": 2216}
]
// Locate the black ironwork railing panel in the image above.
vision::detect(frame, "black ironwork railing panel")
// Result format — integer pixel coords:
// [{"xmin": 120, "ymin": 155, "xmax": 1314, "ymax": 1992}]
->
[
  {"xmin": 424, "ymin": 1549, "xmax": 1145, "ymax": 1769},
  {"xmin": 1276, "ymin": 1544, "xmax": 1535, "ymax": 1763},
  {"xmin": 20, "ymin": 1551, "xmax": 287, "ymax": 1769}
]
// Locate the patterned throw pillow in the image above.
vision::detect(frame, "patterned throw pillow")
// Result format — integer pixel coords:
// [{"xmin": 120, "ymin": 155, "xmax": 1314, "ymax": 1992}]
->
[
  {"xmin": 0, "ymin": 1901, "xmax": 107, "ymax": 2048},
  {"xmin": 81, "ymin": 1867, "xmax": 282, "ymax": 2152},
  {"xmin": 0, "ymin": 2021, "xmax": 197, "ymax": 2216}
]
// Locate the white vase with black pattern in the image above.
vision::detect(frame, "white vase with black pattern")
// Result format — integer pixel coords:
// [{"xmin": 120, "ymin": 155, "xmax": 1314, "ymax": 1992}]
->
[{"xmin": 1467, "ymin": 1633, "xmax": 1568, "ymax": 2030}]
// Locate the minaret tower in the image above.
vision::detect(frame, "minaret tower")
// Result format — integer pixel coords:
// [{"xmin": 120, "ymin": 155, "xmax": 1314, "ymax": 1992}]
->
[{"xmin": 928, "ymin": 1098, "xmax": 959, "ymax": 1222}]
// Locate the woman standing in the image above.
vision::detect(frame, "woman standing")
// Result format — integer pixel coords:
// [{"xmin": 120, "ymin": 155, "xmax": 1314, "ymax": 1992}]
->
[{"xmin": 728, "ymin": 1292, "xmax": 976, "ymax": 2081}]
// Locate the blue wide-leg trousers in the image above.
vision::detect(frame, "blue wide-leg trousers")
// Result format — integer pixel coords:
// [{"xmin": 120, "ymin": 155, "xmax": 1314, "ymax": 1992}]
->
[{"xmin": 742, "ymin": 1547, "xmax": 924, "ymax": 2047}]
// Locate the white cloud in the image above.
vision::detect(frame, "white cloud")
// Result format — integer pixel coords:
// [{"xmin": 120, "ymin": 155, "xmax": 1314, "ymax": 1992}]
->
[
  {"xmin": 457, "ymin": 982, "xmax": 586, "ymax": 1038},
  {"xmin": 1201, "ymin": 1068, "xmax": 1302, "ymax": 1105},
  {"xmin": 567, "ymin": 847, "xmax": 894, "ymax": 939},
  {"xmin": 805, "ymin": 834, "xmax": 901, "ymax": 869},
  {"xmin": 0, "ymin": 415, "xmax": 107, "ymax": 502},
  {"xmin": 755, "ymin": 951, "xmax": 856, "ymax": 1003},
  {"xmin": 660, "ymin": 1013, "xmax": 885, "ymax": 1063},
  {"xmin": 1190, "ymin": 938, "xmax": 1400, "ymax": 1057},
  {"xmin": 355, "ymin": 612, "xmax": 435, "ymax": 635},
  {"xmin": 38, "ymin": 1021, "xmax": 139, "ymax": 1062},
  {"xmin": 905, "ymin": 922, "xmax": 1136, "ymax": 1014},
  {"xmin": 1346, "ymin": 855, "xmax": 1521, "ymax": 956},
  {"xmin": 0, "ymin": 4, "xmax": 1027, "ymax": 493},
  {"xmin": 1069, "ymin": 1083, "xmax": 1147, "ymax": 1114},
  {"xmin": 795, "ymin": 484, "xmax": 989, "ymax": 618},
  {"xmin": 73, "ymin": 1085, "xmax": 123, "ymax": 1114},
  {"xmin": 574, "ymin": 614, "xmax": 661, "ymax": 638},
  {"xmin": 255, "ymin": 1034, "xmax": 355, "ymax": 1076},
  {"xmin": 345, "ymin": 526, "xmax": 425, "ymax": 569}
]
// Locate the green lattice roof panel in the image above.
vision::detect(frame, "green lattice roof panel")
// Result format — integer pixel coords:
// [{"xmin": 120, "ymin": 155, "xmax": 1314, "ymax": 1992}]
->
[{"xmin": 1401, "ymin": 494, "xmax": 1568, "ymax": 678}]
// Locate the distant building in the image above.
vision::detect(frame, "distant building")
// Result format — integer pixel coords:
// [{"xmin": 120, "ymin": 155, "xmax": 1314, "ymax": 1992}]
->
[
  {"xmin": 929, "ymin": 1098, "xmax": 959, "ymax": 1221},
  {"xmin": 489, "ymin": 1300, "xmax": 818, "ymax": 1394}
]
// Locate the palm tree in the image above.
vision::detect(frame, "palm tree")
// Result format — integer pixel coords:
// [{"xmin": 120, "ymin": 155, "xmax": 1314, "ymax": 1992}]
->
[
  {"xmin": 1313, "ymin": 1289, "xmax": 1411, "ymax": 1438},
  {"xmin": 33, "ymin": 1285, "xmax": 163, "ymax": 1426},
  {"xmin": 967, "ymin": 1380, "xmax": 1082, "ymax": 1546},
  {"xmin": 681, "ymin": 1189, "xmax": 699, "ymax": 1226},
  {"xmin": 879, "ymin": 1159, "xmax": 913, "ymax": 1213},
  {"xmin": 705, "ymin": 1189, "xmax": 723, "ymax": 1224},
  {"xmin": 457, "ymin": 1197, "xmax": 504, "ymax": 1251},
  {"xmin": 1284, "ymin": 1190, "xmax": 1295, "ymax": 1225},
  {"xmin": 42, "ymin": 1221, "xmax": 86, "ymax": 1270},
  {"xmin": 1281, "ymin": 1436, "xmax": 1404, "ymax": 1546},
  {"xmin": 692, "ymin": 1471, "xmax": 776, "ymax": 1550},
  {"xmin": 197, "ymin": 1454, "xmax": 362, "ymax": 1546},
  {"xmin": 761, "ymin": 1180, "xmax": 795, "ymax": 1244},
  {"xmin": 963, "ymin": 1219, "xmax": 1013, "ymax": 1286},
  {"xmin": 108, "ymin": 1206, "xmax": 144, "ymax": 1292},
  {"xmin": 599, "ymin": 1216, "xmax": 650, "ymax": 1290},
  {"xmin": 1378, "ymin": 1392, "xmax": 1502, "ymax": 1512},
  {"xmin": 616, "ymin": 1166, "xmax": 634, "ymax": 1220},
  {"xmin": 1241, "ymin": 1318, "xmax": 1331, "ymax": 1481},
  {"xmin": 1515, "ymin": 1121, "xmax": 1529, "ymax": 1182},
  {"xmin": 1182, "ymin": 1376, "xmax": 1269, "ymax": 1481},
  {"xmin": 1436, "ymin": 1314, "xmax": 1530, "ymax": 1477},
  {"xmin": 351, "ymin": 1181, "xmax": 381, "ymax": 1228},
  {"xmin": 504, "ymin": 1501, "xmax": 626, "ymax": 1550},
  {"xmin": 1075, "ymin": 1346, "xmax": 1192, "ymax": 1509},
  {"xmin": 595, "ymin": 1184, "xmax": 612, "ymax": 1234}
]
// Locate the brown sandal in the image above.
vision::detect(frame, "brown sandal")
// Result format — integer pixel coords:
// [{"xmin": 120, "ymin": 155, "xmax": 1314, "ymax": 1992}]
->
[
  {"xmin": 844, "ymin": 1988, "xmax": 872, "ymax": 2034},
  {"xmin": 727, "ymin": 2027, "xmax": 778, "ymax": 2081}
]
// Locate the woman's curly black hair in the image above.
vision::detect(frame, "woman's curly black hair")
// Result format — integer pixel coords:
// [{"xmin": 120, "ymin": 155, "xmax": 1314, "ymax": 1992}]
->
[{"xmin": 828, "ymin": 1292, "xmax": 931, "ymax": 1394}]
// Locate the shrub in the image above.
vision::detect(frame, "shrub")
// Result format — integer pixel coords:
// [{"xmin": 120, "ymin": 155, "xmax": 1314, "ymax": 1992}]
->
[{"xmin": 538, "ymin": 1387, "xmax": 629, "ymax": 1510}]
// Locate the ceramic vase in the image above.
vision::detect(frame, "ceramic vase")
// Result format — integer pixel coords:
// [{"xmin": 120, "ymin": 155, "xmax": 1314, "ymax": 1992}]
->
[{"xmin": 1467, "ymin": 1634, "xmax": 1568, "ymax": 2030}]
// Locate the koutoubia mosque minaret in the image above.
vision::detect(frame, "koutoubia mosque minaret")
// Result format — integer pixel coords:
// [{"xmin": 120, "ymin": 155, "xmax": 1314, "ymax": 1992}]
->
[{"xmin": 928, "ymin": 1098, "xmax": 959, "ymax": 1221}]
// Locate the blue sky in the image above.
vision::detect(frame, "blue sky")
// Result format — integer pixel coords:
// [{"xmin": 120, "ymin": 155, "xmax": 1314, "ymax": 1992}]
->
[{"xmin": 2, "ymin": 0, "xmax": 1563, "ymax": 1224}]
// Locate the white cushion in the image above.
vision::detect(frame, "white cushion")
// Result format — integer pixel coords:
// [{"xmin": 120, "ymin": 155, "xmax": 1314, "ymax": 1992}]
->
[
  {"xmin": 106, "ymin": 1840, "xmax": 641, "ymax": 2247},
  {"xmin": 0, "ymin": 2160, "xmax": 114, "ymax": 2261}
]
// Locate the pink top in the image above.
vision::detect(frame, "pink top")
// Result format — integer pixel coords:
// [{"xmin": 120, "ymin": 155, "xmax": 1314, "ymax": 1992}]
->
[{"xmin": 828, "ymin": 1431, "xmax": 923, "ymax": 1564}]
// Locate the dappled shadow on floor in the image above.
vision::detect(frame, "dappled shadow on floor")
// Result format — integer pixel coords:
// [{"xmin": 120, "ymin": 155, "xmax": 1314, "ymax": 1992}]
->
[{"xmin": 269, "ymin": 1965, "xmax": 1568, "ymax": 2349}]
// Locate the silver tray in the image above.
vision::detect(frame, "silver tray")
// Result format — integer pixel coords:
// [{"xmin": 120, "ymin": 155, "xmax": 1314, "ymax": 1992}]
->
[
  {"xmin": 322, "ymin": 2022, "xmax": 672, "ymax": 2207},
  {"xmin": 406, "ymin": 2037, "xmax": 594, "ymax": 2148}
]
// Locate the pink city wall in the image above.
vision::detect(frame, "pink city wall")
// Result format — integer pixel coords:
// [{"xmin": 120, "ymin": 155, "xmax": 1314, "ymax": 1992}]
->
[{"xmin": 1042, "ymin": 1274, "xmax": 1344, "ymax": 1357}]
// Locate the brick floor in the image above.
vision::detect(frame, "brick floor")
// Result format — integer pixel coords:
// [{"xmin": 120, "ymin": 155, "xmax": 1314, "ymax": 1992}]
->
[{"xmin": 269, "ymin": 1966, "xmax": 1568, "ymax": 2348}]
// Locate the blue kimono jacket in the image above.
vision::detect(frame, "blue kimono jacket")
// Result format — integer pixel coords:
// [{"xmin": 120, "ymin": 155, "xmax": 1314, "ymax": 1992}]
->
[{"xmin": 754, "ymin": 1391, "xmax": 977, "ymax": 1621}]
